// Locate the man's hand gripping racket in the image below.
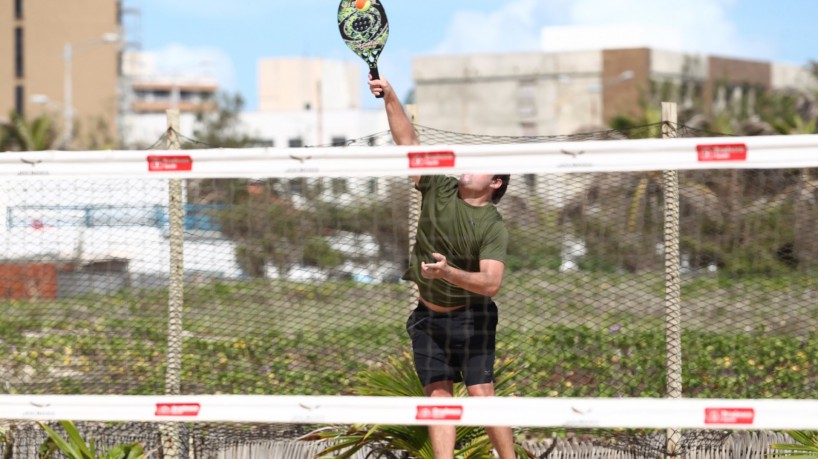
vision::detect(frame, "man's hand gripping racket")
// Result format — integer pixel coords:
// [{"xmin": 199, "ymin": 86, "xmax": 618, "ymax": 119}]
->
[{"xmin": 337, "ymin": 0, "xmax": 389, "ymax": 98}]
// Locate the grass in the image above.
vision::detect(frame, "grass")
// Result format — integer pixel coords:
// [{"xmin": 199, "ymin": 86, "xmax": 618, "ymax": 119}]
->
[{"xmin": 1, "ymin": 270, "xmax": 816, "ymax": 398}]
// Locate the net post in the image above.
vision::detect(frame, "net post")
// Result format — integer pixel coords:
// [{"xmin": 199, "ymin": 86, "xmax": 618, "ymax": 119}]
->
[
  {"xmin": 406, "ymin": 106, "xmax": 420, "ymax": 315},
  {"xmin": 662, "ymin": 102, "xmax": 682, "ymax": 458},
  {"xmin": 164, "ymin": 108, "xmax": 184, "ymax": 459}
]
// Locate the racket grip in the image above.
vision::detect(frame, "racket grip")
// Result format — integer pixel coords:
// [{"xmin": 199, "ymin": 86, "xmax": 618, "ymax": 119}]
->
[{"xmin": 370, "ymin": 67, "xmax": 384, "ymax": 99}]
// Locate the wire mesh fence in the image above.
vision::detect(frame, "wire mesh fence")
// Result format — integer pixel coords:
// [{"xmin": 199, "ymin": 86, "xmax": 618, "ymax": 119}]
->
[{"xmin": 1, "ymin": 123, "xmax": 816, "ymax": 456}]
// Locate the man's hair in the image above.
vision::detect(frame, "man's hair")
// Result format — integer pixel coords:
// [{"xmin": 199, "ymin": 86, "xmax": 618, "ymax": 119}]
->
[{"xmin": 491, "ymin": 175, "xmax": 511, "ymax": 204}]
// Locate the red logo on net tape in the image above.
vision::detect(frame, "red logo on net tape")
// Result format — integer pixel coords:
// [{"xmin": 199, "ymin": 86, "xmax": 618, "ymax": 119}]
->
[
  {"xmin": 696, "ymin": 144, "xmax": 748, "ymax": 162},
  {"xmin": 155, "ymin": 403, "xmax": 201, "ymax": 417},
  {"xmin": 408, "ymin": 151, "xmax": 456, "ymax": 168},
  {"xmin": 416, "ymin": 405, "xmax": 464, "ymax": 421},
  {"xmin": 147, "ymin": 155, "xmax": 193, "ymax": 172},
  {"xmin": 704, "ymin": 408, "xmax": 755, "ymax": 425}
]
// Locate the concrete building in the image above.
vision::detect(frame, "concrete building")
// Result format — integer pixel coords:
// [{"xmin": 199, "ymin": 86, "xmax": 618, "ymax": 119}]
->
[
  {"xmin": 0, "ymin": 0, "xmax": 121, "ymax": 147},
  {"xmin": 257, "ymin": 57, "xmax": 361, "ymax": 112},
  {"xmin": 122, "ymin": 51, "xmax": 219, "ymax": 115},
  {"xmin": 413, "ymin": 48, "xmax": 818, "ymax": 136},
  {"xmin": 123, "ymin": 56, "xmax": 387, "ymax": 148}
]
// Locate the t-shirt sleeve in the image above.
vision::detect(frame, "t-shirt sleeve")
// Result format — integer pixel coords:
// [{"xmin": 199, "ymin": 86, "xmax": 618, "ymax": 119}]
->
[
  {"xmin": 416, "ymin": 175, "xmax": 435, "ymax": 193},
  {"xmin": 416, "ymin": 175, "xmax": 454, "ymax": 194},
  {"xmin": 480, "ymin": 221, "xmax": 508, "ymax": 263}
]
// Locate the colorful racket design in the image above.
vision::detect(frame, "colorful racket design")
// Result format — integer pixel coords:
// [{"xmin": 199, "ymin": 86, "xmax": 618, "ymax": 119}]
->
[{"xmin": 337, "ymin": 0, "xmax": 389, "ymax": 98}]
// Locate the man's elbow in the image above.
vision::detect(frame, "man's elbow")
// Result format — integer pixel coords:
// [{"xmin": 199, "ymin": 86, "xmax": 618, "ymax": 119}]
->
[{"xmin": 483, "ymin": 283, "xmax": 502, "ymax": 298}]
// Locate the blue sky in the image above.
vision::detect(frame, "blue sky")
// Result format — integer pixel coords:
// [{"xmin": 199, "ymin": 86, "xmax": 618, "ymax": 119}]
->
[{"xmin": 133, "ymin": 0, "xmax": 818, "ymax": 111}]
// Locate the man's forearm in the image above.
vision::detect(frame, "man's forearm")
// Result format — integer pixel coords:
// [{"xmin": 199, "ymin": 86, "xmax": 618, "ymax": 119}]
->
[
  {"xmin": 440, "ymin": 265, "xmax": 502, "ymax": 298},
  {"xmin": 385, "ymin": 93, "xmax": 419, "ymax": 146}
]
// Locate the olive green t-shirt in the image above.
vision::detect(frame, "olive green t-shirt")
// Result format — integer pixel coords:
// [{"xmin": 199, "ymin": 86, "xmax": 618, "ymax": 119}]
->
[{"xmin": 402, "ymin": 175, "xmax": 509, "ymax": 307}]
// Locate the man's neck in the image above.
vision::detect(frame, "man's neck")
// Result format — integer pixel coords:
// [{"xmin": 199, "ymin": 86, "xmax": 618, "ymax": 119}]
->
[{"xmin": 459, "ymin": 190, "xmax": 493, "ymax": 207}]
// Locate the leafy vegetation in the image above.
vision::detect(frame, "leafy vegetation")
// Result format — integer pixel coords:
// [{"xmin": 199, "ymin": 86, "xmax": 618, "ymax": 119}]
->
[
  {"xmin": 1, "ymin": 271, "xmax": 817, "ymax": 398},
  {"xmin": 302, "ymin": 353, "xmax": 534, "ymax": 459},
  {"xmin": 771, "ymin": 431, "xmax": 818, "ymax": 458},
  {"xmin": 0, "ymin": 111, "xmax": 58, "ymax": 151},
  {"xmin": 37, "ymin": 421, "xmax": 145, "ymax": 459}
]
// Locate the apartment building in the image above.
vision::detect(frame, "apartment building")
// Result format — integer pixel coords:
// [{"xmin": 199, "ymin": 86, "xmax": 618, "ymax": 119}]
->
[
  {"xmin": 0, "ymin": 0, "xmax": 121, "ymax": 148},
  {"xmin": 413, "ymin": 48, "xmax": 818, "ymax": 136}
]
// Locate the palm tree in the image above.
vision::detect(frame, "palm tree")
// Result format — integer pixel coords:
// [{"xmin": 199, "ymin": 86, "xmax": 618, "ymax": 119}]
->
[
  {"xmin": 772, "ymin": 430, "xmax": 818, "ymax": 458},
  {"xmin": 302, "ymin": 353, "xmax": 533, "ymax": 459},
  {"xmin": 0, "ymin": 120, "xmax": 10, "ymax": 151},
  {"xmin": 560, "ymin": 170, "xmax": 722, "ymax": 273},
  {"xmin": 10, "ymin": 111, "xmax": 58, "ymax": 151}
]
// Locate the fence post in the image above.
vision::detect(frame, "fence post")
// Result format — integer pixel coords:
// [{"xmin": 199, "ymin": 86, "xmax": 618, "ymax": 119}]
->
[
  {"xmin": 164, "ymin": 108, "xmax": 184, "ymax": 459},
  {"xmin": 662, "ymin": 102, "xmax": 682, "ymax": 458},
  {"xmin": 405, "ymin": 105, "xmax": 420, "ymax": 315}
]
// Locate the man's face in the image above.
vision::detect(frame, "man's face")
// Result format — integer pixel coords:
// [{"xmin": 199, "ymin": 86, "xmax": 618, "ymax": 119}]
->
[{"xmin": 458, "ymin": 174, "xmax": 496, "ymax": 193}]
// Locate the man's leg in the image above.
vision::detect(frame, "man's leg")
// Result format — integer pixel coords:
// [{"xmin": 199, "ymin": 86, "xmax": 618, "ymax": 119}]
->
[
  {"xmin": 425, "ymin": 380, "xmax": 456, "ymax": 459},
  {"xmin": 467, "ymin": 383, "xmax": 516, "ymax": 459}
]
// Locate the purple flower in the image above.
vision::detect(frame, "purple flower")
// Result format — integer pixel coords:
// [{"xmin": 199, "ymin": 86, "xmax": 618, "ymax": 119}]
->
[{"xmin": 609, "ymin": 324, "xmax": 622, "ymax": 333}]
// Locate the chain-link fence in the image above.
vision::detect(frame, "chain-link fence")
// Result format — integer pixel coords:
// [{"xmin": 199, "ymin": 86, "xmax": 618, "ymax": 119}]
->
[{"xmin": 1, "ymin": 123, "xmax": 816, "ymax": 456}]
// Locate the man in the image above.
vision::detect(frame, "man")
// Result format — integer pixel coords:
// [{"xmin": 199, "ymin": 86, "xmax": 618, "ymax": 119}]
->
[{"xmin": 369, "ymin": 76, "xmax": 516, "ymax": 459}]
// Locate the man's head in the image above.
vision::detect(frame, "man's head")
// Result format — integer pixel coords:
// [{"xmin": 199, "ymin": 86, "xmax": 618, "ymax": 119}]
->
[
  {"xmin": 458, "ymin": 174, "xmax": 511, "ymax": 204},
  {"xmin": 491, "ymin": 174, "xmax": 510, "ymax": 204}
]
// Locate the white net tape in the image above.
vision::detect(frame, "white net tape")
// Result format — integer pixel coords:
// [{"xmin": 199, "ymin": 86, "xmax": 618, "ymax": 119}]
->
[
  {"xmin": 2, "ymin": 135, "xmax": 817, "ymax": 179},
  {"xmin": 2, "ymin": 395, "xmax": 818, "ymax": 430}
]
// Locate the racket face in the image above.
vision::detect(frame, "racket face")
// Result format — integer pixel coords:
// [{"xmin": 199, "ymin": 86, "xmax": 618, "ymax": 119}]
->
[{"xmin": 337, "ymin": 0, "xmax": 389, "ymax": 68}]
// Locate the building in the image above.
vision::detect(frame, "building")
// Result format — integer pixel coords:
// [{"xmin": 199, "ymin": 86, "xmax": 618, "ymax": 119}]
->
[
  {"xmin": 123, "ymin": 56, "xmax": 388, "ymax": 149},
  {"xmin": 121, "ymin": 50, "xmax": 219, "ymax": 114},
  {"xmin": 257, "ymin": 57, "xmax": 361, "ymax": 112},
  {"xmin": 412, "ymin": 47, "xmax": 818, "ymax": 136},
  {"xmin": 0, "ymin": 0, "xmax": 122, "ymax": 147}
]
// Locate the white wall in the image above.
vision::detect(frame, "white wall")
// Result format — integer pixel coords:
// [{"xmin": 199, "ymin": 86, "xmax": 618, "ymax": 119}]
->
[
  {"xmin": 257, "ymin": 57, "xmax": 361, "ymax": 112},
  {"xmin": 413, "ymin": 50, "xmax": 603, "ymax": 136},
  {"xmin": 122, "ymin": 108, "xmax": 389, "ymax": 149}
]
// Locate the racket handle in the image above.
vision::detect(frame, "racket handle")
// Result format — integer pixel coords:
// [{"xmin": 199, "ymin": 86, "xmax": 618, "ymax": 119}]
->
[{"xmin": 370, "ymin": 67, "xmax": 384, "ymax": 99}]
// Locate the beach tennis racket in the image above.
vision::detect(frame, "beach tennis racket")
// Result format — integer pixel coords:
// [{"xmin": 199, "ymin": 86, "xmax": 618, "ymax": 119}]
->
[{"xmin": 337, "ymin": 0, "xmax": 389, "ymax": 98}]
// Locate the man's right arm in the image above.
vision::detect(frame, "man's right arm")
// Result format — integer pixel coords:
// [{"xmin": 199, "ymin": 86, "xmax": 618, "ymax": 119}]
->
[{"xmin": 369, "ymin": 75, "xmax": 421, "ymax": 185}]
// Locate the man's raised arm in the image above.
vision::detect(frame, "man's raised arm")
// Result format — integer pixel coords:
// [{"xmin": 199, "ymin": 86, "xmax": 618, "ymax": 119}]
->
[{"xmin": 369, "ymin": 75, "xmax": 421, "ymax": 184}]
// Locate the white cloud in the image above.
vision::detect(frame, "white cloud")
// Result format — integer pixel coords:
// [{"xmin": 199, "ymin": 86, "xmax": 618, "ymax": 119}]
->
[
  {"xmin": 431, "ymin": 0, "xmax": 553, "ymax": 54},
  {"xmin": 432, "ymin": 0, "xmax": 775, "ymax": 61},
  {"xmin": 560, "ymin": 0, "xmax": 773, "ymax": 59},
  {"xmin": 141, "ymin": 44, "xmax": 238, "ymax": 92}
]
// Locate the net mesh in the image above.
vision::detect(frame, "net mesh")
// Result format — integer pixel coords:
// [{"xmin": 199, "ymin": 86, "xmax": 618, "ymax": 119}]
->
[{"xmin": 1, "ymin": 122, "xmax": 816, "ymax": 457}]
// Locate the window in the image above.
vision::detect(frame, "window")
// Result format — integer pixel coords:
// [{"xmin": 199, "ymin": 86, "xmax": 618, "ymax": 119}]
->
[
  {"xmin": 15, "ymin": 0, "xmax": 23, "ymax": 18},
  {"xmin": 331, "ymin": 136, "xmax": 347, "ymax": 146},
  {"xmin": 15, "ymin": 27, "xmax": 24, "ymax": 77},
  {"xmin": 288, "ymin": 137, "xmax": 303, "ymax": 148},
  {"xmin": 517, "ymin": 78, "xmax": 537, "ymax": 118},
  {"xmin": 15, "ymin": 85, "xmax": 24, "ymax": 116},
  {"xmin": 519, "ymin": 122, "xmax": 537, "ymax": 137}
]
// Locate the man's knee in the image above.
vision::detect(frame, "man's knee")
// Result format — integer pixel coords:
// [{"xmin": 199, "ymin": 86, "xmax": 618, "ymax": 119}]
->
[
  {"xmin": 466, "ymin": 382, "xmax": 496, "ymax": 397},
  {"xmin": 425, "ymin": 380, "xmax": 454, "ymax": 397}
]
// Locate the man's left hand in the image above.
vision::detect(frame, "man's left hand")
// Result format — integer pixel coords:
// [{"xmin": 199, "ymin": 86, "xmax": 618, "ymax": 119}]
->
[{"xmin": 421, "ymin": 253, "xmax": 448, "ymax": 279}]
